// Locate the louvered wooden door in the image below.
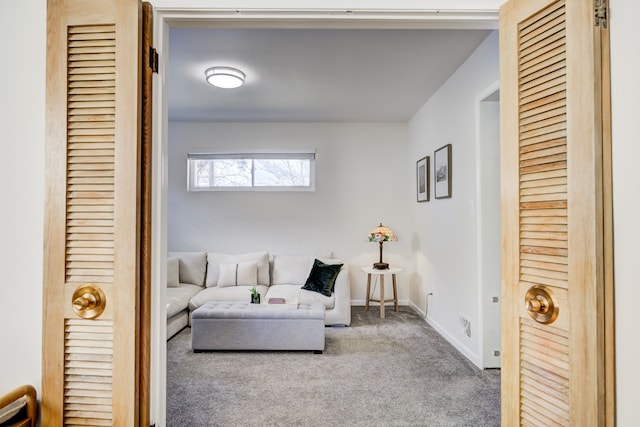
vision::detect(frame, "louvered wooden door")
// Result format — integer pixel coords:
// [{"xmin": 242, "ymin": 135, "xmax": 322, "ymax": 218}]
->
[
  {"xmin": 43, "ymin": 0, "xmax": 150, "ymax": 424},
  {"xmin": 499, "ymin": 0, "xmax": 612, "ymax": 425}
]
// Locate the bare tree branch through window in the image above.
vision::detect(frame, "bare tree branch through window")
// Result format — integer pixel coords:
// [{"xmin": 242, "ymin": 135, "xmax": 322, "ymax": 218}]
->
[{"xmin": 188, "ymin": 152, "xmax": 315, "ymax": 191}]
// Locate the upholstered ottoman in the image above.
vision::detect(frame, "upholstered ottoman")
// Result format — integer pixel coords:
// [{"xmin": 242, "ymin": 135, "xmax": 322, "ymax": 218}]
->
[{"xmin": 191, "ymin": 301, "xmax": 325, "ymax": 352}]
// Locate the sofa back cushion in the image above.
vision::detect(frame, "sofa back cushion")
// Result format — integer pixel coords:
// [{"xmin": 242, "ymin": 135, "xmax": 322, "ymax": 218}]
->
[
  {"xmin": 206, "ymin": 251, "xmax": 269, "ymax": 287},
  {"xmin": 271, "ymin": 255, "xmax": 314, "ymax": 285},
  {"xmin": 271, "ymin": 253, "xmax": 332, "ymax": 285},
  {"xmin": 166, "ymin": 257, "xmax": 180, "ymax": 288},
  {"xmin": 167, "ymin": 251, "xmax": 207, "ymax": 287}
]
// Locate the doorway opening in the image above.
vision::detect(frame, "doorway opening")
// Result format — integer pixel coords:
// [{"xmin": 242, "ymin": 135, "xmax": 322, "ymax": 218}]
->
[{"xmin": 151, "ymin": 8, "xmax": 499, "ymax": 426}]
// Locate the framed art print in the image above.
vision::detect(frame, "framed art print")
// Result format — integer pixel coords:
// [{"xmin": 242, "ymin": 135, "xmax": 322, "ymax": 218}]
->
[
  {"xmin": 417, "ymin": 156, "xmax": 430, "ymax": 202},
  {"xmin": 434, "ymin": 144, "xmax": 452, "ymax": 199}
]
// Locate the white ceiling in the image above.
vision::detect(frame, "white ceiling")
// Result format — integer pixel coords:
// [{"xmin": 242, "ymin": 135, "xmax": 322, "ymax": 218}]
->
[{"xmin": 168, "ymin": 28, "xmax": 491, "ymax": 122}]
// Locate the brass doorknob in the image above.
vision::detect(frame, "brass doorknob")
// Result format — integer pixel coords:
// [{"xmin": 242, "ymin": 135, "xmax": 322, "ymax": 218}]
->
[
  {"xmin": 526, "ymin": 295, "xmax": 548, "ymax": 313},
  {"xmin": 72, "ymin": 284, "xmax": 106, "ymax": 319},
  {"xmin": 525, "ymin": 285, "xmax": 559, "ymax": 324}
]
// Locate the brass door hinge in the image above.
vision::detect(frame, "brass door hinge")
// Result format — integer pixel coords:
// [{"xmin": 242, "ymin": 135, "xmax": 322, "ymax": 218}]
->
[
  {"xmin": 595, "ymin": 0, "xmax": 608, "ymax": 28},
  {"xmin": 149, "ymin": 47, "xmax": 158, "ymax": 73}
]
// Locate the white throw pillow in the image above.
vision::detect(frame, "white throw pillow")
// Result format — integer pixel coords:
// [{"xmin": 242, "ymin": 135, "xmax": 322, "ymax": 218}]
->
[
  {"xmin": 166, "ymin": 257, "xmax": 180, "ymax": 288},
  {"xmin": 0, "ymin": 396, "xmax": 26, "ymax": 424},
  {"xmin": 206, "ymin": 251, "xmax": 269, "ymax": 287},
  {"xmin": 217, "ymin": 263, "xmax": 237, "ymax": 288},
  {"xmin": 236, "ymin": 261, "xmax": 258, "ymax": 286}
]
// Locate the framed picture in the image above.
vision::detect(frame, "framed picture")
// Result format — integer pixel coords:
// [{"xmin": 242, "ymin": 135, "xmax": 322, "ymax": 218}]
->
[
  {"xmin": 416, "ymin": 156, "xmax": 430, "ymax": 202},
  {"xmin": 434, "ymin": 144, "xmax": 452, "ymax": 199}
]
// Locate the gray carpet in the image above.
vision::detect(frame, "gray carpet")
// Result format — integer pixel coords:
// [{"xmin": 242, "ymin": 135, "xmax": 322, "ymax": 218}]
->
[{"xmin": 167, "ymin": 306, "xmax": 500, "ymax": 427}]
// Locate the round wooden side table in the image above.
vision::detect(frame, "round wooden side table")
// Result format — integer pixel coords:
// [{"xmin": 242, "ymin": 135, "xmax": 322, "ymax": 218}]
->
[{"xmin": 361, "ymin": 267, "xmax": 402, "ymax": 319}]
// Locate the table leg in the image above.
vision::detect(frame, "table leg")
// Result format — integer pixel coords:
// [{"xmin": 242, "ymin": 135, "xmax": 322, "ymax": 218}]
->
[
  {"xmin": 392, "ymin": 273, "xmax": 399, "ymax": 312},
  {"xmin": 365, "ymin": 273, "xmax": 371, "ymax": 311},
  {"xmin": 380, "ymin": 274, "xmax": 385, "ymax": 319}
]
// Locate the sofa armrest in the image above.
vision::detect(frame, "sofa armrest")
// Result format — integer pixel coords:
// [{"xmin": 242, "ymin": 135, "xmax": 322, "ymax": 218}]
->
[
  {"xmin": 0, "ymin": 385, "xmax": 37, "ymax": 427},
  {"xmin": 328, "ymin": 265, "xmax": 351, "ymax": 326}
]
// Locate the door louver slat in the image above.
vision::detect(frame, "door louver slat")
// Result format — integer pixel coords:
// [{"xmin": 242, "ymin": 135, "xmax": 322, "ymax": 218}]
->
[
  {"xmin": 520, "ymin": 319, "xmax": 570, "ymax": 426},
  {"xmin": 65, "ymin": 25, "xmax": 115, "ymax": 286},
  {"xmin": 64, "ymin": 25, "xmax": 116, "ymax": 426},
  {"xmin": 64, "ymin": 318, "xmax": 113, "ymax": 426},
  {"xmin": 517, "ymin": 1, "xmax": 570, "ymax": 424}
]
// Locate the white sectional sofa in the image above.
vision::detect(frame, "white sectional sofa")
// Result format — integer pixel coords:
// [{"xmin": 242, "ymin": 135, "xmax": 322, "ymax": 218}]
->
[
  {"xmin": 166, "ymin": 252, "xmax": 208, "ymax": 339},
  {"xmin": 165, "ymin": 251, "xmax": 351, "ymax": 340}
]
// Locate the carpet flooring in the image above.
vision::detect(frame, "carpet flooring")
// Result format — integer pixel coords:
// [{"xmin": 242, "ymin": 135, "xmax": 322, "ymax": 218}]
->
[{"xmin": 167, "ymin": 306, "xmax": 500, "ymax": 426}]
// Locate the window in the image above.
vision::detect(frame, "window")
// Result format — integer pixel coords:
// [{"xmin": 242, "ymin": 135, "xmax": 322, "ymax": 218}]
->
[{"xmin": 187, "ymin": 151, "xmax": 316, "ymax": 191}]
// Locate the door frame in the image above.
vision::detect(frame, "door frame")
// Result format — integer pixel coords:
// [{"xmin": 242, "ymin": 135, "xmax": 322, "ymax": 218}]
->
[
  {"xmin": 150, "ymin": 7, "xmax": 499, "ymax": 425},
  {"xmin": 474, "ymin": 80, "xmax": 501, "ymax": 369}
]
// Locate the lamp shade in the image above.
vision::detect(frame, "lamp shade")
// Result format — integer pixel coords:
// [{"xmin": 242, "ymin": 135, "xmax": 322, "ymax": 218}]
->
[
  {"xmin": 367, "ymin": 223, "xmax": 397, "ymax": 269},
  {"xmin": 367, "ymin": 223, "xmax": 398, "ymax": 243}
]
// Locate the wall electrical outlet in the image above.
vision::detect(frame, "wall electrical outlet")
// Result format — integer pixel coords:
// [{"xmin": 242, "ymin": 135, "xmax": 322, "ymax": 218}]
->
[{"xmin": 459, "ymin": 314, "xmax": 471, "ymax": 338}]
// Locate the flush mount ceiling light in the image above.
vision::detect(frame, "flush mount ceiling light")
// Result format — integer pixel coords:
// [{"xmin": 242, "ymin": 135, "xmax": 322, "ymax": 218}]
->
[{"xmin": 205, "ymin": 66, "xmax": 245, "ymax": 89}]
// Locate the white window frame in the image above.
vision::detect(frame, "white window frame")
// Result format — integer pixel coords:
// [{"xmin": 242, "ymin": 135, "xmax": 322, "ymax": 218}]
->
[{"xmin": 187, "ymin": 150, "xmax": 316, "ymax": 192}]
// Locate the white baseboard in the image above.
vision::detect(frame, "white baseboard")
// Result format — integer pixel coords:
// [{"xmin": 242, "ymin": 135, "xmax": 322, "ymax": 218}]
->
[
  {"xmin": 350, "ymin": 298, "xmax": 410, "ymax": 306},
  {"xmin": 408, "ymin": 300, "xmax": 425, "ymax": 318},
  {"xmin": 424, "ymin": 314, "xmax": 482, "ymax": 368}
]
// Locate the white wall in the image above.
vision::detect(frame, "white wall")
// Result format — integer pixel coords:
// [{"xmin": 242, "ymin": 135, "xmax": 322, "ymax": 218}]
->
[
  {"xmin": 407, "ymin": 32, "xmax": 499, "ymax": 366},
  {"xmin": 0, "ymin": 0, "xmax": 45, "ymax": 397},
  {"xmin": 168, "ymin": 122, "xmax": 413, "ymax": 302},
  {"xmin": 610, "ymin": 0, "xmax": 640, "ymax": 422},
  {"xmin": 2, "ymin": 1, "xmax": 639, "ymax": 426}
]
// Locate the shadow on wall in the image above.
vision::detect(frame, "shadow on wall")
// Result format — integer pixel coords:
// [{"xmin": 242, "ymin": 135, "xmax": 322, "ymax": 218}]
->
[
  {"xmin": 409, "ymin": 270, "xmax": 425, "ymax": 316},
  {"xmin": 410, "ymin": 230, "xmax": 432, "ymax": 318},
  {"xmin": 411, "ymin": 231, "xmax": 421, "ymax": 252}
]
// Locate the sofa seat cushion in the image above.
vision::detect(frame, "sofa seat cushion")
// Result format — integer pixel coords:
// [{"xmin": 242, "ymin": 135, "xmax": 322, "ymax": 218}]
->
[
  {"xmin": 266, "ymin": 284, "xmax": 335, "ymax": 310},
  {"xmin": 166, "ymin": 284, "xmax": 202, "ymax": 318},
  {"xmin": 298, "ymin": 288, "xmax": 336, "ymax": 310},
  {"xmin": 264, "ymin": 284, "xmax": 300, "ymax": 303},
  {"xmin": 189, "ymin": 284, "xmax": 269, "ymax": 311}
]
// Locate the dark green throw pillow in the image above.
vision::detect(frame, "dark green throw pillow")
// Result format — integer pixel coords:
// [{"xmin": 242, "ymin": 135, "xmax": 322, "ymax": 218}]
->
[{"xmin": 301, "ymin": 259, "xmax": 343, "ymax": 297}]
